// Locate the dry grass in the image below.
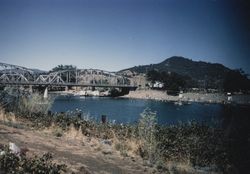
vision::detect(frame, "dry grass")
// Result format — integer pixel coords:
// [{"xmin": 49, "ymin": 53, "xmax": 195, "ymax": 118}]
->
[
  {"xmin": 15, "ymin": 93, "xmax": 54, "ymax": 117},
  {"xmin": 0, "ymin": 107, "xmax": 6, "ymax": 122},
  {"xmin": 0, "ymin": 107, "xmax": 18, "ymax": 124},
  {"xmin": 119, "ymin": 139, "xmax": 140, "ymax": 157},
  {"xmin": 65, "ymin": 123, "xmax": 84, "ymax": 141}
]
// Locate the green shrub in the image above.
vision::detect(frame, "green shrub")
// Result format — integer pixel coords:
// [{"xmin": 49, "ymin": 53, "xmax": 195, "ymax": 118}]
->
[
  {"xmin": 155, "ymin": 122, "xmax": 229, "ymax": 169},
  {"xmin": 0, "ymin": 149, "xmax": 66, "ymax": 173}
]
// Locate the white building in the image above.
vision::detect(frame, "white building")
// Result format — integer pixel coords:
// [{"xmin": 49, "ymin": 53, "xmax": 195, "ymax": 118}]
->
[{"xmin": 153, "ymin": 81, "xmax": 164, "ymax": 88}]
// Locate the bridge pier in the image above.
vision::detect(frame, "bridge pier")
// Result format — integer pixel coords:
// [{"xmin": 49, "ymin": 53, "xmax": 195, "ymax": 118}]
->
[
  {"xmin": 29, "ymin": 85, "xmax": 33, "ymax": 93},
  {"xmin": 65, "ymin": 86, "xmax": 69, "ymax": 91},
  {"xmin": 43, "ymin": 87, "xmax": 48, "ymax": 99}
]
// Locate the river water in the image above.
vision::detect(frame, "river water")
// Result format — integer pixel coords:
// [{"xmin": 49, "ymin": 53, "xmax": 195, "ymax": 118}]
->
[{"xmin": 51, "ymin": 96, "xmax": 225, "ymax": 124}]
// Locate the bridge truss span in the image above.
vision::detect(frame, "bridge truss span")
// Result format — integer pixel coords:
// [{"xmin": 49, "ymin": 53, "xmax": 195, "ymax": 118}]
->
[{"xmin": 0, "ymin": 62, "xmax": 136, "ymax": 89}]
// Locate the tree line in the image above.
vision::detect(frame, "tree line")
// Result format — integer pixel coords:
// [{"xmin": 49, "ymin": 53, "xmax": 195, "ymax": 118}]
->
[{"xmin": 147, "ymin": 69, "xmax": 250, "ymax": 93}]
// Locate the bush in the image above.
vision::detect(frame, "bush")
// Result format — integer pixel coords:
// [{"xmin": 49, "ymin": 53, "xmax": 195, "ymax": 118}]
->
[
  {"xmin": 138, "ymin": 108, "xmax": 159, "ymax": 164},
  {"xmin": 0, "ymin": 148, "xmax": 66, "ymax": 173},
  {"xmin": 155, "ymin": 122, "xmax": 229, "ymax": 169}
]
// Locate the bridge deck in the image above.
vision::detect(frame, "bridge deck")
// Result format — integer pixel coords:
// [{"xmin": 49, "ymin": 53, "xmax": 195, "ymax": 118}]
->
[{"xmin": 0, "ymin": 82, "xmax": 137, "ymax": 89}]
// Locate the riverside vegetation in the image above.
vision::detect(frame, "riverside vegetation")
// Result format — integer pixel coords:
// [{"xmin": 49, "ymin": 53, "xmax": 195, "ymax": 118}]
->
[{"xmin": 0, "ymin": 89, "xmax": 232, "ymax": 173}]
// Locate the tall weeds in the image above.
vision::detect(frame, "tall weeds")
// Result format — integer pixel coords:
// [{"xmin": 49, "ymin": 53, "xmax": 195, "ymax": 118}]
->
[
  {"xmin": 138, "ymin": 108, "xmax": 159, "ymax": 164},
  {"xmin": 16, "ymin": 93, "xmax": 54, "ymax": 117}
]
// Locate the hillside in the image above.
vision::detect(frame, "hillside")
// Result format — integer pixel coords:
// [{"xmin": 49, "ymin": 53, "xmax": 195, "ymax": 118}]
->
[
  {"xmin": 121, "ymin": 56, "xmax": 230, "ymax": 79},
  {"xmin": 120, "ymin": 56, "xmax": 249, "ymax": 90}
]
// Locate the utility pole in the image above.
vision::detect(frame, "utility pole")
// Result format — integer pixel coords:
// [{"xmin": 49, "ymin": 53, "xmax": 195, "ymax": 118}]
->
[{"xmin": 75, "ymin": 67, "xmax": 78, "ymax": 84}]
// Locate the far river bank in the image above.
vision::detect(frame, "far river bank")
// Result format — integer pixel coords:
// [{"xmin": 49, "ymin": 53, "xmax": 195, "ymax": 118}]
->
[
  {"xmin": 50, "ymin": 88, "xmax": 250, "ymax": 105},
  {"xmin": 121, "ymin": 89, "xmax": 250, "ymax": 105}
]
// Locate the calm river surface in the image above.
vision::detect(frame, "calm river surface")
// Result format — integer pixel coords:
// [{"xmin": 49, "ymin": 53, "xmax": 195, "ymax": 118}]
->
[{"xmin": 51, "ymin": 96, "xmax": 225, "ymax": 124}]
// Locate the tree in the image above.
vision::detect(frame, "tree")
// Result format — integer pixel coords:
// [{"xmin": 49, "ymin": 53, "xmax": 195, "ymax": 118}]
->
[
  {"xmin": 223, "ymin": 69, "xmax": 250, "ymax": 92},
  {"xmin": 51, "ymin": 64, "xmax": 76, "ymax": 72},
  {"xmin": 146, "ymin": 70, "xmax": 187, "ymax": 91},
  {"xmin": 146, "ymin": 70, "xmax": 159, "ymax": 83}
]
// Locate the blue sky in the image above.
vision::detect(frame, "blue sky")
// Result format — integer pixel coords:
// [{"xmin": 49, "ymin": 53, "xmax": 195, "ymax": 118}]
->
[{"xmin": 0, "ymin": 0, "xmax": 249, "ymax": 73}]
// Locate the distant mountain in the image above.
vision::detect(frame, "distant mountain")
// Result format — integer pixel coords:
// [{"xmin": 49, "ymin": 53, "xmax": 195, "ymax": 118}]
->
[
  {"xmin": 1, "ymin": 68, "xmax": 47, "ymax": 75},
  {"xmin": 120, "ymin": 56, "xmax": 249, "ymax": 90},
  {"xmin": 31, "ymin": 69, "xmax": 47, "ymax": 74}
]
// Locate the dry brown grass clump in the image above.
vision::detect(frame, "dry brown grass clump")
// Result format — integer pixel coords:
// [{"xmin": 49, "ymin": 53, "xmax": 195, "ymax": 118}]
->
[{"xmin": 0, "ymin": 107, "xmax": 18, "ymax": 124}]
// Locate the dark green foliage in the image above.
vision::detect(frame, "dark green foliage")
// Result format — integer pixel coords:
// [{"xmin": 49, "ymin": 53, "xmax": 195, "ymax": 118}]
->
[
  {"xmin": 109, "ymin": 88, "xmax": 120, "ymax": 97},
  {"xmin": 50, "ymin": 65, "xmax": 77, "ymax": 83},
  {"xmin": 0, "ymin": 149, "xmax": 66, "ymax": 173},
  {"xmin": 223, "ymin": 69, "xmax": 250, "ymax": 92},
  {"xmin": 0, "ymin": 148, "xmax": 20, "ymax": 173},
  {"xmin": 147, "ymin": 70, "xmax": 188, "ymax": 91},
  {"xmin": 135, "ymin": 110, "xmax": 229, "ymax": 170},
  {"xmin": 155, "ymin": 122, "xmax": 229, "ymax": 169},
  {"xmin": 51, "ymin": 65, "xmax": 76, "ymax": 72},
  {"xmin": 146, "ymin": 70, "xmax": 159, "ymax": 83}
]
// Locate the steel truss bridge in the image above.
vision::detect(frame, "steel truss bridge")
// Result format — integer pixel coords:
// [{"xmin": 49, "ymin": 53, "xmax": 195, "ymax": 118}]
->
[{"xmin": 0, "ymin": 62, "xmax": 136, "ymax": 90}]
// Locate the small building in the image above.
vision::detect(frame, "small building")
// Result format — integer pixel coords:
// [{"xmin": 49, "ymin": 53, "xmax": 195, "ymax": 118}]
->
[{"xmin": 227, "ymin": 92, "xmax": 232, "ymax": 102}]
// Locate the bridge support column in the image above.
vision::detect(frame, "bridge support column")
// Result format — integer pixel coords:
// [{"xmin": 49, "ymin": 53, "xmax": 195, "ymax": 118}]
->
[
  {"xmin": 43, "ymin": 87, "xmax": 48, "ymax": 99},
  {"xmin": 29, "ymin": 85, "xmax": 33, "ymax": 93},
  {"xmin": 65, "ymin": 86, "xmax": 68, "ymax": 91}
]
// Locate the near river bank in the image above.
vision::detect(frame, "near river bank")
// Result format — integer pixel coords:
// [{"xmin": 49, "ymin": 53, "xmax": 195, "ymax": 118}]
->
[{"xmin": 1, "ymin": 109, "xmax": 229, "ymax": 174}]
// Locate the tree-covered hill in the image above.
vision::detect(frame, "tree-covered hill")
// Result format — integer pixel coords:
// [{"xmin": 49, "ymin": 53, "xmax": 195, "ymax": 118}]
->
[{"xmin": 120, "ymin": 56, "xmax": 250, "ymax": 91}]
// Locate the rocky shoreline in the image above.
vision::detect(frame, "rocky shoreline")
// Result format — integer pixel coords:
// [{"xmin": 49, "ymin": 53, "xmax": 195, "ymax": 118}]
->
[{"xmin": 121, "ymin": 89, "xmax": 250, "ymax": 105}]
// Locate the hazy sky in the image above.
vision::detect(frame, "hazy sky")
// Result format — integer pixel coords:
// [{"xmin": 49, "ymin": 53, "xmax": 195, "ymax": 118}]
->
[{"xmin": 0, "ymin": 0, "xmax": 249, "ymax": 73}]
